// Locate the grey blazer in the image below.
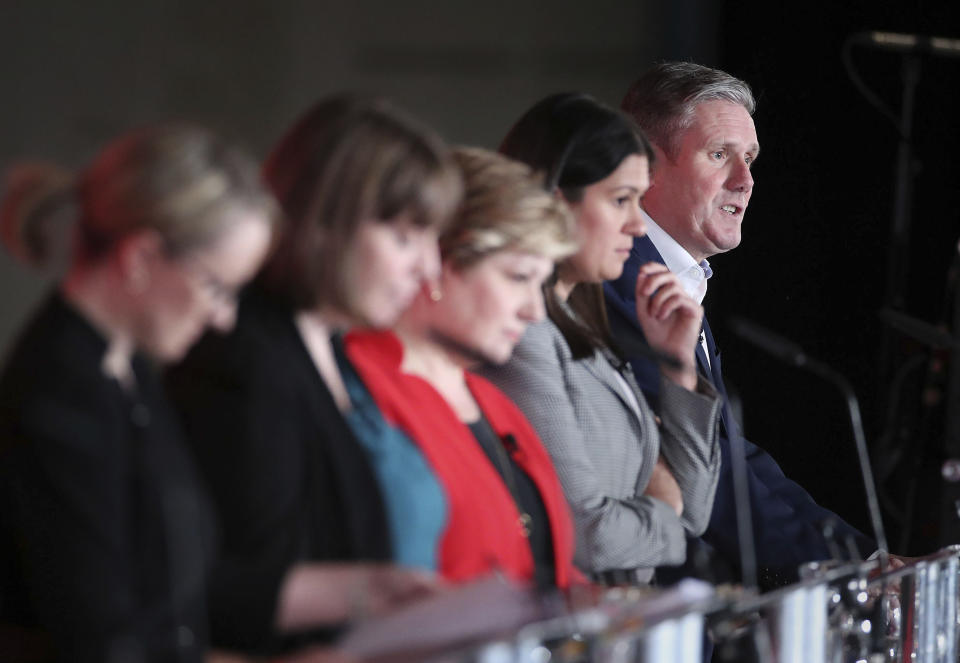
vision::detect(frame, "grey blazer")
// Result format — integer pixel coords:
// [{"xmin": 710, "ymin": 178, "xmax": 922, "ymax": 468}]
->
[{"xmin": 479, "ymin": 317, "xmax": 721, "ymax": 576}]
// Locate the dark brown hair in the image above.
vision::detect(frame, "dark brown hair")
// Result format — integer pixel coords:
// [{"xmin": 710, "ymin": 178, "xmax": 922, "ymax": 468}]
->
[
  {"xmin": 259, "ymin": 95, "xmax": 462, "ymax": 312},
  {"xmin": 500, "ymin": 93, "xmax": 653, "ymax": 360}
]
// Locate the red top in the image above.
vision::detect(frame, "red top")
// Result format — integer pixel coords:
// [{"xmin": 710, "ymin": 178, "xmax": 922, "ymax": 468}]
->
[{"xmin": 345, "ymin": 330, "xmax": 580, "ymax": 587}]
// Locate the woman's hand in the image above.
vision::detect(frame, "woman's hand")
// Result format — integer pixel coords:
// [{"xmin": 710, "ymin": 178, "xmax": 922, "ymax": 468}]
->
[
  {"xmin": 634, "ymin": 262, "xmax": 702, "ymax": 390},
  {"xmin": 276, "ymin": 563, "xmax": 445, "ymax": 631},
  {"xmin": 351, "ymin": 564, "xmax": 444, "ymax": 618},
  {"xmin": 643, "ymin": 456, "xmax": 684, "ymax": 517}
]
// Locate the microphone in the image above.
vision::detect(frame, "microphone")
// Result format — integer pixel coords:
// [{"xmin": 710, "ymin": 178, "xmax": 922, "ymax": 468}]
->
[
  {"xmin": 723, "ymin": 398, "xmax": 758, "ymax": 593},
  {"xmin": 851, "ymin": 31, "xmax": 960, "ymax": 57},
  {"xmin": 726, "ymin": 317, "xmax": 891, "ymax": 570},
  {"xmin": 879, "ymin": 308, "xmax": 960, "ymax": 350}
]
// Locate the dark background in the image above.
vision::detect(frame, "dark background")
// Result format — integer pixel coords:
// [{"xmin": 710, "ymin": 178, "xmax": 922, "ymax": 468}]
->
[
  {"xmin": 2, "ymin": 0, "xmax": 959, "ymax": 555},
  {"xmin": 714, "ymin": 0, "xmax": 960, "ymax": 554}
]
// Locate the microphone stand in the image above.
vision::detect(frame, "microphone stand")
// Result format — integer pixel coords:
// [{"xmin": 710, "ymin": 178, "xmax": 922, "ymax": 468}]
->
[
  {"xmin": 724, "ymin": 399, "xmax": 757, "ymax": 593},
  {"xmin": 941, "ymin": 265, "xmax": 960, "ymax": 544},
  {"xmin": 727, "ymin": 317, "xmax": 890, "ymax": 572},
  {"xmin": 843, "ymin": 32, "xmax": 924, "ymax": 448}
]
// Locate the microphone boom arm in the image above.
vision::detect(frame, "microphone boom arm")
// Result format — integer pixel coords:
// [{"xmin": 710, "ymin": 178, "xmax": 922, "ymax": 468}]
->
[{"xmin": 727, "ymin": 317, "xmax": 891, "ymax": 569}]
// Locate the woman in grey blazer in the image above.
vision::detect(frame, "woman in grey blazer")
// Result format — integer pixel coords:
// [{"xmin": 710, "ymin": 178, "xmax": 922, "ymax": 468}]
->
[{"xmin": 480, "ymin": 94, "xmax": 722, "ymax": 584}]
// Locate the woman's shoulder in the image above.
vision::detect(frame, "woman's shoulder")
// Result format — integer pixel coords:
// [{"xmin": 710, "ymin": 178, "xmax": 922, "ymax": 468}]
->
[
  {"xmin": 165, "ymin": 293, "xmax": 315, "ymax": 422},
  {"xmin": 180, "ymin": 290, "xmax": 301, "ymax": 375},
  {"xmin": 476, "ymin": 318, "xmax": 580, "ymax": 407},
  {"xmin": 0, "ymin": 293, "xmax": 110, "ymax": 408},
  {"xmin": 0, "ymin": 298, "xmax": 121, "ymax": 459},
  {"xmin": 510, "ymin": 317, "xmax": 572, "ymax": 364}
]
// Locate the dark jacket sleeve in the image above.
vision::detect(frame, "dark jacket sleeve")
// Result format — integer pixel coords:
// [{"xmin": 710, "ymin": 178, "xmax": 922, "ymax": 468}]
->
[
  {"xmin": 166, "ymin": 326, "xmax": 309, "ymax": 652},
  {"xmin": 1, "ymin": 380, "xmax": 201, "ymax": 663},
  {"xmin": 166, "ymin": 307, "xmax": 391, "ymax": 653}
]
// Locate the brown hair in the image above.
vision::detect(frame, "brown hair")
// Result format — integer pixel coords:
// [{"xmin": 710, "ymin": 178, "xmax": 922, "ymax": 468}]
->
[
  {"xmin": 259, "ymin": 95, "xmax": 463, "ymax": 312},
  {"xmin": 441, "ymin": 147, "xmax": 576, "ymax": 270},
  {"xmin": 500, "ymin": 93, "xmax": 652, "ymax": 360},
  {"xmin": 0, "ymin": 125, "xmax": 278, "ymax": 269}
]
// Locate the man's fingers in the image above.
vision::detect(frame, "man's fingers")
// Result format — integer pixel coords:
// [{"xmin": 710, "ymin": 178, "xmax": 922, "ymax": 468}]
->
[
  {"xmin": 645, "ymin": 284, "xmax": 700, "ymax": 321},
  {"xmin": 636, "ymin": 261, "xmax": 671, "ymax": 278},
  {"xmin": 635, "ymin": 269, "xmax": 678, "ymax": 298}
]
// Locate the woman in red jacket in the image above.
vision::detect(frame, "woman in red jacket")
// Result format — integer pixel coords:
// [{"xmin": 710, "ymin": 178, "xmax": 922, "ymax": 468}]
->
[{"xmin": 346, "ymin": 147, "xmax": 580, "ymax": 589}]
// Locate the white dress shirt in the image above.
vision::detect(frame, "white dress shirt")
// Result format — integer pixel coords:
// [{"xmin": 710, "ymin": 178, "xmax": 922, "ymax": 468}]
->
[{"xmin": 642, "ymin": 210, "xmax": 712, "ymax": 365}]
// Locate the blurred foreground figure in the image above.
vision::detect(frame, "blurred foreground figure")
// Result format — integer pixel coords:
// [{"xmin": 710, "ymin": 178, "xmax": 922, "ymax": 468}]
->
[
  {"xmin": 0, "ymin": 126, "xmax": 276, "ymax": 662},
  {"xmin": 166, "ymin": 96, "xmax": 460, "ymax": 655}
]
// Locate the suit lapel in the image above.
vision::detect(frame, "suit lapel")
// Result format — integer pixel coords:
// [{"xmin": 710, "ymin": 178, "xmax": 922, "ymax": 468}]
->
[
  {"xmin": 580, "ymin": 351, "xmax": 642, "ymax": 417},
  {"xmin": 695, "ymin": 337, "xmax": 711, "ymax": 378},
  {"xmin": 700, "ymin": 316, "xmax": 739, "ymax": 438},
  {"xmin": 701, "ymin": 318, "xmax": 726, "ymax": 395}
]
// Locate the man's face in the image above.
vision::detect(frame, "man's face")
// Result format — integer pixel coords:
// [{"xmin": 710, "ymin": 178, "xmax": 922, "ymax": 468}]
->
[{"xmin": 643, "ymin": 99, "xmax": 759, "ymax": 263}]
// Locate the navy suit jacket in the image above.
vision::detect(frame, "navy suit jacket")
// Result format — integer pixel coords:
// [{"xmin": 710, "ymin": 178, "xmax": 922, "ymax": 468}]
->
[{"xmin": 604, "ymin": 235, "xmax": 875, "ymax": 588}]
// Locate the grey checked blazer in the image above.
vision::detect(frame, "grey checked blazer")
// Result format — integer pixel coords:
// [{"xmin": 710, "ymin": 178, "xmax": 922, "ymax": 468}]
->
[{"xmin": 479, "ymin": 316, "xmax": 721, "ymax": 577}]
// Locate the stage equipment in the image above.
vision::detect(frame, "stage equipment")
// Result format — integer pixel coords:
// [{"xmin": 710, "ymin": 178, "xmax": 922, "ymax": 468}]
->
[{"xmin": 727, "ymin": 317, "xmax": 890, "ymax": 568}]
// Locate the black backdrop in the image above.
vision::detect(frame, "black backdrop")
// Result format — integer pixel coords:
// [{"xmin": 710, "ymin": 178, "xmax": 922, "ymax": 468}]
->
[{"xmin": 711, "ymin": 0, "xmax": 960, "ymax": 554}]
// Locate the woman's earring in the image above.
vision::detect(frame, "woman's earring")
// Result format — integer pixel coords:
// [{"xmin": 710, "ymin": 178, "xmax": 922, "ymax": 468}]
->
[{"xmin": 429, "ymin": 287, "xmax": 443, "ymax": 302}]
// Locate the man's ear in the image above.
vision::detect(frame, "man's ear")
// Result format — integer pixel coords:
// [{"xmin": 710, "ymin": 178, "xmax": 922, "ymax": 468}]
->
[
  {"xmin": 116, "ymin": 229, "xmax": 165, "ymax": 294},
  {"xmin": 647, "ymin": 143, "xmax": 669, "ymax": 187}
]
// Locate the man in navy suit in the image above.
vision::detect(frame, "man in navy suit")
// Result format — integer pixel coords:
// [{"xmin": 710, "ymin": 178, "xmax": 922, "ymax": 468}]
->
[{"xmin": 605, "ymin": 62, "xmax": 875, "ymax": 589}]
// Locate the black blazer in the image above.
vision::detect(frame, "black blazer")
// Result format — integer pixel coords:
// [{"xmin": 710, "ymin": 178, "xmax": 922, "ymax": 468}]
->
[
  {"xmin": 0, "ymin": 293, "xmax": 214, "ymax": 663},
  {"xmin": 165, "ymin": 286, "xmax": 391, "ymax": 653}
]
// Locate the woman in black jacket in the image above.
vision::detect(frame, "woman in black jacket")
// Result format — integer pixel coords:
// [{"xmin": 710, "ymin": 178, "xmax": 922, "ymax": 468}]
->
[
  {"xmin": 165, "ymin": 96, "xmax": 461, "ymax": 655},
  {"xmin": 0, "ymin": 126, "xmax": 277, "ymax": 663}
]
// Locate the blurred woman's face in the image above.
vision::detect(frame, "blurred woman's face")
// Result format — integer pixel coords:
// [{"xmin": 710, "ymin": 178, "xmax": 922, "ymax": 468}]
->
[
  {"xmin": 429, "ymin": 249, "xmax": 554, "ymax": 365},
  {"xmin": 137, "ymin": 210, "xmax": 272, "ymax": 361},
  {"xmin": 563, "ymin": 154, "xmax": 650, "ymax": 284},
  {"xmin": 340, "ymin": 215, "xmax": 440, "ymax": 329}
]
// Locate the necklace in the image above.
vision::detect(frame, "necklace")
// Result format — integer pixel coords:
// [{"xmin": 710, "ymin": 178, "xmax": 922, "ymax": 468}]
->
[{"xmin": 483, "ymin": 428, "xmax": 533, "ymax": 539}]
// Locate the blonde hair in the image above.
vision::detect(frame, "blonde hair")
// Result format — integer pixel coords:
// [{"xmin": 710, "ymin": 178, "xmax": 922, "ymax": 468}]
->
[
  {"xmin": 0, "ymin": 125, "xmax": 278, "ymax": 269},
  {"xmin": 260, "ymin": 95, "xmax": 463, "ymax": 312},
  {"xmin": 442, "ymin": 147, "xmax": 576, "ymax": 270}
]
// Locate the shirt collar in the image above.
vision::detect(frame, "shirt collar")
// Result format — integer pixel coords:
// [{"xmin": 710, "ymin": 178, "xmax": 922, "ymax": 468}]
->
[{"xmin": 641, "ymin": 209, "xmax": 712, "ymax": 305}]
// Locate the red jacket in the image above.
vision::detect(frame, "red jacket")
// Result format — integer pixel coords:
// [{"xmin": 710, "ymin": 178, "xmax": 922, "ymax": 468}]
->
[{"xmin": 345, "ymin": 330, "xmax": 579, "ymax": 587}]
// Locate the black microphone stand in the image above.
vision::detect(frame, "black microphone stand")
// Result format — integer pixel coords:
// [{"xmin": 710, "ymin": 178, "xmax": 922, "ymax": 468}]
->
[
  {"xmin": 724, "ymin": 399, "xmax": 757, "ymax": 593},
  {"xmin": 727, "ymin": 317, "xmax": 890, "ymax": 571},
  {"xmin": 940, "ymin": 264, "xmax": 960, "ymax": 544},
  {"xmin": 842, "ymin": 33, "xmax": 922, "ymax": 389}
]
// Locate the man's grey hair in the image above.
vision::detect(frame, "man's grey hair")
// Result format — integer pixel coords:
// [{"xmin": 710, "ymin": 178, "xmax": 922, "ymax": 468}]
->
[{"xmin": 621, "ymin": 61, "xmax": 755, "ymax": 160}]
